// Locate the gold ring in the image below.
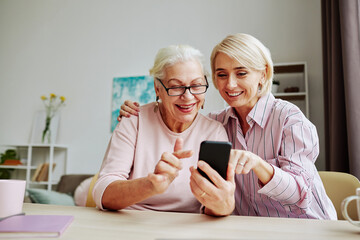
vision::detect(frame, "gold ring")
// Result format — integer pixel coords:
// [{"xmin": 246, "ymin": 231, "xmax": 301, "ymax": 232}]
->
[{"xmin": 200, "ymin": 191, "xmax": 206, "ymax": 198}]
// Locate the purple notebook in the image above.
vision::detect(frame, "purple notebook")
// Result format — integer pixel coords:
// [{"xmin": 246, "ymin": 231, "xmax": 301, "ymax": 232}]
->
[{"xmin": 0, "ymin": 215, "xmax": 73, "ymax": 238}]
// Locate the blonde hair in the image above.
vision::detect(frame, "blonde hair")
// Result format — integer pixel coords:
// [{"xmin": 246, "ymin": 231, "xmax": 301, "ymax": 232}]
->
[
  {"xmin": 149, "ymin": 45, "xmax": 206, "ymax": 81},
  {"xmin": 210, "ymin": 33, "xmax": 274, "ymax": 96}
]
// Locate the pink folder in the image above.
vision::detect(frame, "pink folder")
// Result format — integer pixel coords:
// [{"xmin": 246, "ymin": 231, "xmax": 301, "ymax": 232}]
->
[{"xmin": 0, "ymin": 215, "xmax": 73, "ymax": 238}]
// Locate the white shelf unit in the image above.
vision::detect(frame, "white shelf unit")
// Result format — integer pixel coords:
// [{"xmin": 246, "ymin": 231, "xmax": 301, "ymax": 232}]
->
[
  {"xmin": 0, "ymin": 144, "xmax": 68, "ymax": 191},
  {"xmin": 273, "ymin": 62, "xmax": 309, "ymax": 118}
]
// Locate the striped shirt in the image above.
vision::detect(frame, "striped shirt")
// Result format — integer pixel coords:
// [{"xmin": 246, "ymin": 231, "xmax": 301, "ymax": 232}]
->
[{"xmin": 209, "ymin": 94, "xmax": 337, "ymax": 219}]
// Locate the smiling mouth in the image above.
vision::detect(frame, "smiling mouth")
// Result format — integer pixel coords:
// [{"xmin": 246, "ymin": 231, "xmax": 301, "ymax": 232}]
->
[
  {"xmin": 176, "ymin": 103, "xmax": 196, "ymax": 109},
  {"xmin": 226, "ymin": 91, "xmax": 243, "ymax": 97}
]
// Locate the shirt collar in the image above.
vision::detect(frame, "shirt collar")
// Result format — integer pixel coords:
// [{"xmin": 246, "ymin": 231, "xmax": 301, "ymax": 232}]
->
[
  {"xmin": 223, "ymin": 93, "xmax": 275, "ymax": 129},
  {"xmin": 247, "ymin": 93, "xmax": 274, "ymax": 128},
  {"xmin": 222, "ymin": 106, "xmax": 237, "ymax": 126}
]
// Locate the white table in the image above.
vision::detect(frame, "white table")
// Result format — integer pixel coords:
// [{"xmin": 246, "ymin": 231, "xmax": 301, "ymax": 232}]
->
[{"xmin": 18, "ymin": 203, "xmax": 360, "ymax": 240}]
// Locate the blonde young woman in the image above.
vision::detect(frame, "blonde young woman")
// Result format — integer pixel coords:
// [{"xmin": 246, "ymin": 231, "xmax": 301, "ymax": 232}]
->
[
  {"xmin": 119, "ymin": 34, "xmax": 337, "ymax": 219},
  {"xmin": 93, "ymin": 45, "xmax": 235, "ymax": 216}
]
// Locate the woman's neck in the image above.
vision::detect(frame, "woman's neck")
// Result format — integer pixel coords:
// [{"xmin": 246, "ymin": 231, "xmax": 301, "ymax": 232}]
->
[
  {"xmin": 234, "ymin": 108, "xmax": 249, "ymax": 136},
  {"xmin": 234, "ymin": 95, "xmax": 261, "ymax": 135}
]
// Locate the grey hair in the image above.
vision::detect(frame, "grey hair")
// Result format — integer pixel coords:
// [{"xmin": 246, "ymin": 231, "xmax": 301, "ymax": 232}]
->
[
  {"xmin": 149, "ymin": 45, "xmax": 207, "ymax": 80},
  {"xmin": 210, "ymin": 33, "xmax": 274, "ymax": 96}
]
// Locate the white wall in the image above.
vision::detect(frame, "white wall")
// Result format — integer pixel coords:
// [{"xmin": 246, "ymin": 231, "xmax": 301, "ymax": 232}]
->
[{"xmin": 0, "ymin": 0, "xmax": 325, "ymax": 174}]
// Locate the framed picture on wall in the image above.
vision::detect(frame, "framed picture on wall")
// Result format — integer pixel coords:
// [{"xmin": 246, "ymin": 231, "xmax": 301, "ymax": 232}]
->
[{"xmin": 111, "ymin": 75, "xmax": 155, "ymax": 132}]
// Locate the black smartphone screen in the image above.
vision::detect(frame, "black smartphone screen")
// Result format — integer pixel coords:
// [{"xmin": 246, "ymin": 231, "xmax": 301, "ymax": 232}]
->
[{"xmin": 198, "ymin": 140, "xmax": 232, "ymax": 183}]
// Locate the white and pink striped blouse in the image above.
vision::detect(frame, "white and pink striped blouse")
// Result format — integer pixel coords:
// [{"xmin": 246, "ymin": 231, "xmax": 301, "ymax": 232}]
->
[{"xmin": 209, "ymin": 93, "xmax": 337, "ymax": 219}]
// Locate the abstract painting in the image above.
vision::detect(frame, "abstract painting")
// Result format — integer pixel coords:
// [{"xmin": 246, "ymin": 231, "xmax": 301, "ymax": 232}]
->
[{"xmin": 111, "ymin": 75, "xmax": 155, "ymax": 132}]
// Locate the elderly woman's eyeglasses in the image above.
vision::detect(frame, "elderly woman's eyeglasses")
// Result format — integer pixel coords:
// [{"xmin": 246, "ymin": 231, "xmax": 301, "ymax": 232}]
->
[{"xmin": 156, "ymin": 76, "xmax": 209, "ymax": 96}]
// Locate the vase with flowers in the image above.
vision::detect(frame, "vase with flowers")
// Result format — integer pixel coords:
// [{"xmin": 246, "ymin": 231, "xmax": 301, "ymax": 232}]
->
[{"xmin": 41, "ymin": 93, "xmax": 66, "ymax": 144}]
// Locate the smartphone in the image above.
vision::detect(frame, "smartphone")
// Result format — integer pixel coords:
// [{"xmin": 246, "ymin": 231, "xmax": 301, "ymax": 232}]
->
[{"xmin": 198, "ymin": 140, "xmax": 232, "ymax": 183}]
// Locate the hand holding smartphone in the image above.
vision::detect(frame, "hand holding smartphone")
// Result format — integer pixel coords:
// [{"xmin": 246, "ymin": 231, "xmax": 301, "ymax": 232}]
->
[{"xmin": 198, "ymin": 140, "xmax": 232, "ymax": 183}]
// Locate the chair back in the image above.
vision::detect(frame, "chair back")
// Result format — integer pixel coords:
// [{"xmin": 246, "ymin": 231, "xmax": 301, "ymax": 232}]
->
[
  {"xmin": 318, "ymin": 171, "xmax": 360, "ymax": 220},
  {"xmin": 85, "ymin": 173, "xmax": 99, "ymax": 207}
]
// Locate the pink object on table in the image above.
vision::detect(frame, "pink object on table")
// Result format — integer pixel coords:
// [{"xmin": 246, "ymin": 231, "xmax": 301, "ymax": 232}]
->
[
  {"xmin": 0, "ymin": 215, "xmax": 74, "ymax": 238},
  {"xmin": 0, "ymin": 180, "xmax": 26, "ymax": 219}
]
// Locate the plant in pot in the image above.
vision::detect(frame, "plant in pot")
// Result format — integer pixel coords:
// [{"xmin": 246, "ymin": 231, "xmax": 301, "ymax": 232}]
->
[
  {"xmin": 272, "ymin": 80, "xmax": 280, "ymax": 93},
  {"xmin": 0, "ymin": 149, "xmax": 18, "ymax": 179}
]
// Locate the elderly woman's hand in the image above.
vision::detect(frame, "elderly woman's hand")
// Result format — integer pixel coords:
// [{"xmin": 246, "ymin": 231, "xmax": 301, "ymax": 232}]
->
[
  {"xmin": 230, "ymin": 149, "xmax": 274, "ymax": 186},
  {"xmin": 117, "ymin": 100, "xmax": 140, "ymax": 121},
  {"xmin": 148, "ymin": 138, "xmax": 193, "ymax": 194},
  {"xmin": 189, "ymin": 161, "xmax": 236, "ymax": 216}
]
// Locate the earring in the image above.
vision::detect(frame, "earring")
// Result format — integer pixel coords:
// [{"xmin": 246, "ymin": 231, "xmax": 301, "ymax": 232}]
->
[
  {"xmin": 154, "ymin": 96, "xmax": 159, "ymax": 113},
  {"xmin": 201, "ymin": 100, "xmax": 205, "ymax": 109},
  {"xmin": 258, "ymin": 84, "xmax": 262, "ymax": 95}
]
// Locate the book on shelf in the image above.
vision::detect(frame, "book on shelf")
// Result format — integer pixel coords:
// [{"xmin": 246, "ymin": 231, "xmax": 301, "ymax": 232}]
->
[
  {"xmin": 0, "ymin": 215, "xmax": 74, "ymax": 238},
  {"xmin": 31, "ymin": 163, "xmax": 56, "ymax": 182},
  {"xmin": 31, "ymin": 164, "xmax": 44, "ymax": 181},
  {"xmin": 37, "ymin": 163, "xmax": 49, "ymax": 181}
]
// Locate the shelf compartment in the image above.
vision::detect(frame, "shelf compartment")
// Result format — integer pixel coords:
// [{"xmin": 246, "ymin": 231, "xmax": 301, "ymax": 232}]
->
[
  {"xmin": 273, "ymin": 62, "xmax": 309, "ymax": 118},
  {"xmin": 274, "ymin": 64, "xmax": 304, "ymax": 73},
  {"xmin": 0, "ymin": 144, "xmax": 68, "ymax": 191}
]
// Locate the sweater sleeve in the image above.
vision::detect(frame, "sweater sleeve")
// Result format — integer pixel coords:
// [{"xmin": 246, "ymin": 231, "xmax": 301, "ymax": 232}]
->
[{"xmin": 92, "ymin": 116, "xmax": 138, "ymax": 210}]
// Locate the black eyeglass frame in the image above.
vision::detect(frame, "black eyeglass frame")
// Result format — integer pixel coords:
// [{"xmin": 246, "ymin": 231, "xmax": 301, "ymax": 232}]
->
[{"xmin": 156, "ymin": 76, "xmax": 209, "ymax": 96}]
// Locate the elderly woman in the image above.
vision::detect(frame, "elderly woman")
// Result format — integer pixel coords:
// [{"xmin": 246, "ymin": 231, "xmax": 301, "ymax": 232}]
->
[
  {"xmin": 119, "ymin": 34, "xmax": 337, "ymax": 219},
  {"xmin": 93, "ymin": 45, "xmax": 233, "ymax": 216}
]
